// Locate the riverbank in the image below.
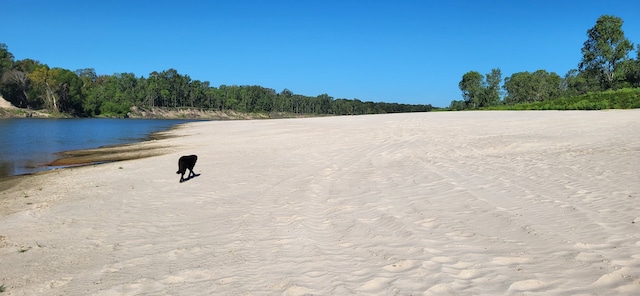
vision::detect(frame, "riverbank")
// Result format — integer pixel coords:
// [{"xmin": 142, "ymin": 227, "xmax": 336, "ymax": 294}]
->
[
  {"xmin": 0, "ymin": 104, "xmax": 53, "ymax": 119},
  {"xmin": 0, "ymin": 97, "xmax": 317, "ymax": 120},
  {"xmin": 0, "ymin": 123, "xmax": 186, "ymax": 203},
  {"xmin": 1, "ymin": 110, "xmax": 639, "ymax": 294}
]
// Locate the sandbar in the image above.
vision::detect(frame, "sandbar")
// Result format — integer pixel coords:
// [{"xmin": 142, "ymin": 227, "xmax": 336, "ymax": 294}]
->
[{"xmin": 1, "ymin": 110, "xmax": 639, "ymax": 295}]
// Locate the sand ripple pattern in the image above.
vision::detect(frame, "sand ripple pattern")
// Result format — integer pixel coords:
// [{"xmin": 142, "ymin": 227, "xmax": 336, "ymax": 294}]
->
[{"xmin": 1, "ymin": 111, "xmax": 639, "ymax": 295}]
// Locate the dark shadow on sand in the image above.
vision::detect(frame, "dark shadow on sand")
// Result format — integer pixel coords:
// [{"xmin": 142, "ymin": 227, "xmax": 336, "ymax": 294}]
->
[{"xmin": 180, "ymin": 173, "xmax": 201, "ymax": 183}]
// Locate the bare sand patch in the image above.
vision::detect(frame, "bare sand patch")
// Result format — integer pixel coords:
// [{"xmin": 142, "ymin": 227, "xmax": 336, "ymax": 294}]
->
[
  {"xmin": 1, "ymin": 110, "xmax": 639, "ymax": 295},
  {"xmin": 0, "ymin": 96, "xmax": 16, "ymax": 109}
]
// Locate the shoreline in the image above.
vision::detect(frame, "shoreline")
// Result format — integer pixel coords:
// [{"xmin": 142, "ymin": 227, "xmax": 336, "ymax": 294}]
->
[
  {"xmin": 45, "ymin": 122, "xmax": 185, "ymax": 167},
  {"xmin": 0, "ymin": 101, "xmax": 322, "ymax": 120},
  {"xmin": 0, "ymin": 122, "xmax": 189, "ymax": 193}
]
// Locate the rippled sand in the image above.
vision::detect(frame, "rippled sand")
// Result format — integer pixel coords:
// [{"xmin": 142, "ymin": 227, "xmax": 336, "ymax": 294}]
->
[{"xmin": 1, "ymin": 110, "xmax": 639, "ymax": 295}]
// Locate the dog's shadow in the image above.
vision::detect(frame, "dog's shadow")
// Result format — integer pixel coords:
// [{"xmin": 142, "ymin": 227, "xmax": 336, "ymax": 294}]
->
[{"xmin": 180, "ymin": 173, "xmax": 201, "ymax": 183}]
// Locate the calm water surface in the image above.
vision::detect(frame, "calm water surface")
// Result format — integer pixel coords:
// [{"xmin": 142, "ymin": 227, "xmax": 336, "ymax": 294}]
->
[{"xmin": 0, "ymin": 118, "xmax": 192, "ymax": 178}]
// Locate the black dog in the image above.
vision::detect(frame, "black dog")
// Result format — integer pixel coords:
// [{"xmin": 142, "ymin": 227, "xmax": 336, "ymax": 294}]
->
[{"xmin": 177, "ymin": 155, "xmax": 198, "ymax": 182}]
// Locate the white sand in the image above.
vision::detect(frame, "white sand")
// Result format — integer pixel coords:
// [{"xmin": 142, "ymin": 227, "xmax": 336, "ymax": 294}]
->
[
  {"xmin": 0, "ymin": 96, "xmax": 17, "ymax": 109},
  {"xmin": 1, "ymin": 110, "xmax": 639, "ymax": 295}
]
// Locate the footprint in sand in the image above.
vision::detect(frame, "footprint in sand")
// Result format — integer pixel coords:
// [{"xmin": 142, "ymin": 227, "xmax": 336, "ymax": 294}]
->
[{"xmin": 47, "ymin": 277, "xmax": 73, "ymax": 289}]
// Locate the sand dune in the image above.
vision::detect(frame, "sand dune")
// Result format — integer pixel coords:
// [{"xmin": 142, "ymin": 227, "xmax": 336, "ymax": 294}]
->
[{"xmin": 1, "ymin": 110, "xmax": 639, "ymax": 295}]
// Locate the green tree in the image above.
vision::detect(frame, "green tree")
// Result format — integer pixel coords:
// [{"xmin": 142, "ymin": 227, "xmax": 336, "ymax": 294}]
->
[
  {"xmin": 28, "ymin": 65, "xmax": 57, "ymax": 110},
  {"xmin": 458, "ymin": 69, "xmax": 501, "ymax": 108},
  {"xmin": 316, "ymin": 93, "xmax": 333, "ymax": 114},
  {"xmin": 482, "ymin": 68, "xmax": 502, "ymax": 107},
  {"xmin": 0, "ymin": 43, "xmax": 18, "ymax": 105},
  {"xmin": 1, "ymin": 41, "xmax": 434, "ymax": 116},
  {"xmin": 579, "ymin": 15, "xmax": 634, "ymax": 90},
  {"xmin": 0, "ymin": 43, "xmax": 14, "ymax": 77},
  {"xmin": 1, "ymin": 69, "xmax": 28, "ymax": 107},
  {"xmin": 458, "ymin": 71, "xmax": 483, "ymax": 108},
  {"xmin": 52, "ymin": 68, "xmax": 84, "ymax": 114},
  {"xmin": 503, "ymin": 70, "xmax": 562, "ymax": 104},
  {"xmin": 2, "ymin": 59, "xmax": 45, "ymax": 108},
  {"xmin": 503, "ymin": 72, "xmax": 533, "ymax": 104},
  {"xmin": 448, "ymin": 100, "xmax": 467, "ymax": 111},
  {"xmin": 27, "ymin": 66, "xmax": 83, "ymax": 113},
  {"xmin": 75, "ymin": 68, "xmax": 99, "ymax": 115},
  {"xmin": 277, "ymin": 89, "xmax": 294, "ymax": 112},
  {"xmin": 617, "ymin": 44, "xmax": 640, "ymax": 88},
  {"xmin": 563, "ymin": 69, "xmax": 595, "ymax": 96}
]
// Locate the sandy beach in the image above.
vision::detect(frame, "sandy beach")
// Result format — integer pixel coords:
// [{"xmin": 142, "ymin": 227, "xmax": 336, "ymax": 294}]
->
[{"xmin": 1, "ymin": 110, "xmax": 639, "ymax": 295}]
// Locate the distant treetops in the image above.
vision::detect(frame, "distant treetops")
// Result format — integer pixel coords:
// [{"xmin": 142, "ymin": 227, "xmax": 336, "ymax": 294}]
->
[
  {"xmin": 0, "ymin": 47, "xmax": 433, "ymax": 117},
  {"xmin": 453, "ymin": 15, "xmax": 639, "ymax": 110}
]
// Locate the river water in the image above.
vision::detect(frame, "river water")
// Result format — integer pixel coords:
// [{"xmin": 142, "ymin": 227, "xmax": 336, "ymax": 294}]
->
[{"xmin": 0, "ymin": 118, "xmax": 192, "ymax": 178}]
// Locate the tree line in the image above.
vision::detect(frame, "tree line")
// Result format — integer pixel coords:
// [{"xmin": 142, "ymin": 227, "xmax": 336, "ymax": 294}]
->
[
  {"xmin": 0, "ymin": 47, "xmax": 433, "ymax": 117},
  {"xmin": 452, "ymin": 15, "xmax": 640, "ymax": 110}
]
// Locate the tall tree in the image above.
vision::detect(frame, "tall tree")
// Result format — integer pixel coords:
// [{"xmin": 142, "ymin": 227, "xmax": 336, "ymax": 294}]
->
[
  {"xmin": 28, "ymin": 65, "xmax": 57, "ymax": 110},
  {"xmin": 632, "ymin": 45, "xmax": 640, "ymax": 87},
  {"xmin": 458, "ymin": 71, "xmax": 483, "ymax": 108},
  {"xmin": 2, "ymin": 59, "xmax": 44, "ymax": 108},
  {"xmin": 51, "ymin": 68, "xmax": 83, "ymax": 114},
  {"xmin": 579, "ymin": 15, "xmax": 634, "ymax": 90},
  {"xmin": 563, "ymin": 69, "xmax": 595, "ymax": 96},
  {"xmin": 483, "ymin": 68, "xmax": 502, "ymax": 107},
  {"xmin": 0, "ymin": 43, "xmax": 17, "ymax": 105},
  {"xmin": 1, "ymin": 70, "xmax": 29, "ymax": 107},
  {"xmin": 0, "ymin": 43, "xmax": 14, "ymax": 77},
  {"xmin": 27, "ymin": 66, "xmax": 83, "ymax": 113},
  {"xmin": 458, "ymin": 69, "xmax": 501, "ymax": 108},
  {"xmin": 617, "ymin": 44, "xmax": 640, "ymax": 88},
  {"xmin": 503, "ymin": 70, "xmax": 562, "ymax": 104}
]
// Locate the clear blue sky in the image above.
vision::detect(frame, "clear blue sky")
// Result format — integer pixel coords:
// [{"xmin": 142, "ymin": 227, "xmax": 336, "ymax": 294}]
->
[{"xmin": 3, "ymin": 0, "xmax": 639, "ymax": 107}]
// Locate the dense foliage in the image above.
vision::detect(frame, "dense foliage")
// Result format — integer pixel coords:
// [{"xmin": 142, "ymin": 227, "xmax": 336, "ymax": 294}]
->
[
  {"xmin": 0, "ymin": 46, "xmax": 433, "ymax": 117},
  {"xmin": 452, "ymin": 15, "xmax": 640, "ymax": 110},
  {"xmin": 487, "ymin": 88, "xmax": 640, "ymax": 110},
  {"xmin": 454, "ymin": 69, "xmax": 502, "ymax": 109}
]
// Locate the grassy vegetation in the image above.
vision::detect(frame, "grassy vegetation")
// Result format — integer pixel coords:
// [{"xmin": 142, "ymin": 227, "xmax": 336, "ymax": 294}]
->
[{"xmin": 487, "ymin": 88, "xmax": 640, "ymax": 111}]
